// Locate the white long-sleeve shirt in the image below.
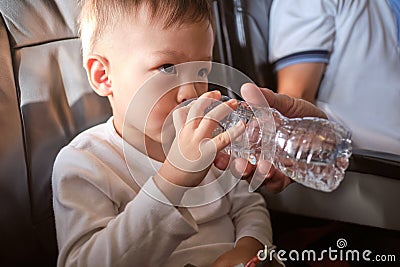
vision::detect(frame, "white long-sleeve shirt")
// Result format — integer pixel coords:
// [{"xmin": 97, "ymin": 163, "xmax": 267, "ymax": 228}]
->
[{"xmin": 52, "ymin": 117, "xmax": 273, "ymax": 267}]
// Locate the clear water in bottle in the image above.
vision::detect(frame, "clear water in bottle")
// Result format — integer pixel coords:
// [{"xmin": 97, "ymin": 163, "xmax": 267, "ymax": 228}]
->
[{"xmin": 212, "ymin": 97, "xmax": 352, "ymax": 192}]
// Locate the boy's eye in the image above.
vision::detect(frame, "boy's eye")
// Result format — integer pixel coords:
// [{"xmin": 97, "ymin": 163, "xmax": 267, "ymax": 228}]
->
[
  {"xmin": 198, "ymin": 68, "xmax": 209, "ymax": 78},
  {"xmin": 159, "ymin": 64, "xmax": 177, "ymax": 75}
]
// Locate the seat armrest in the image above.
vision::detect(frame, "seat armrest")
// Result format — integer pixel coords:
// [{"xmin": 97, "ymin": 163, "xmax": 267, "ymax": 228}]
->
[
  {"xmin": 262, "ymin": 149, "xmax": 400, "ymax": 231},
  {"xmin": 349, "ymin": 148, "xmax": 400, "ymax": 180}
]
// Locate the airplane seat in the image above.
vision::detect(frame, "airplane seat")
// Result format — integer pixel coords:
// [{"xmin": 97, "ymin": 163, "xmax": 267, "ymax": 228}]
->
[
  {"xmin": 212, "ymin": 0, "xmax": 277, "ymax": 94},
  {"xmin": 0, "ymin": 1, "xmax": 111, "ymax": 265}
]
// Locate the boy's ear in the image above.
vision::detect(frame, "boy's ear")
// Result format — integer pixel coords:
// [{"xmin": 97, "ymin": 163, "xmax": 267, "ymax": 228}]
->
[{"xmin": 85, "ymin": 54, "xmax": 112, "ymax": 96}]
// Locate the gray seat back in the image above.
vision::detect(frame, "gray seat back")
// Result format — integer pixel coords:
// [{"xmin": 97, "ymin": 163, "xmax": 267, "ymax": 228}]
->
[{"xmin": 0, "ymin": 1, "xmax": 111, "ymax": 265}]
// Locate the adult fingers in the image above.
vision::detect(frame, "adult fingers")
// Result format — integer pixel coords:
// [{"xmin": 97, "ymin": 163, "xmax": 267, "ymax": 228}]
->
[
  {"xmin": 240, "ymin": 83, "xmax": 327, "ymax": 119},
  {"xmin": 252, "ymin": 165, "xmax": 294, "ymax": 194},
  {"xmin": 230, "ymin": 158, "xmax": 256, "ymax": 179},
  {"xmin": 213, "ymin": 151, "xmax": 231, "ymax": 171}
]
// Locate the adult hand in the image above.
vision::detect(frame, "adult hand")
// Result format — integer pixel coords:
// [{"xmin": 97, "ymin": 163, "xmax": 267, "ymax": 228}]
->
[
  {"xmin": 214, "ymin": 83, "xmax": 327, "ymax": 193},
  {"xmin": 241, "ymin": 83, "xmax": 327, "ymax": 119}
]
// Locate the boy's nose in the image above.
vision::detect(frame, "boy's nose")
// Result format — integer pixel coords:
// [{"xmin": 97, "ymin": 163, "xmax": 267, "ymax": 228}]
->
[{"xmin": 177, "ymin": 83, "xmax": 198, "ymax": 103}]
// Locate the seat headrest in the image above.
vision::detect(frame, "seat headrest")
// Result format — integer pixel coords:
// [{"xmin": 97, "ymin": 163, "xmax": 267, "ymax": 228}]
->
[{"xmin": 0, "ymin": 1, "xmax": 79, "ymax": 48}]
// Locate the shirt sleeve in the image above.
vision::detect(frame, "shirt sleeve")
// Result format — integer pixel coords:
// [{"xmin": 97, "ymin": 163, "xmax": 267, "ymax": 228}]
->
[
  {"xmin": 269, "ymin": 0, "xmax": 337, "ymax": 71},
  {"xmin": 52, "ymin": 146, "xmax": 198, "ymax": 267},
  {"xmin": 227, "ymin": 180, "xmax": 273, "ymax": 247}
]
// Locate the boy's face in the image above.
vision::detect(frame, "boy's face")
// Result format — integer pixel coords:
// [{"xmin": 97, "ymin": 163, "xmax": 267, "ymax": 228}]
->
[{"xmin": 103, "ymin": 9, "xmax": 214, "ymax": 144}]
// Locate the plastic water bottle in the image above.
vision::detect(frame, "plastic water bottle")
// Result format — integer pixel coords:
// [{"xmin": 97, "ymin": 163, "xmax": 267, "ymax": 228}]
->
[{"xmin": 211, "ymin": 97, "xmax": 352, "ymax": 192}]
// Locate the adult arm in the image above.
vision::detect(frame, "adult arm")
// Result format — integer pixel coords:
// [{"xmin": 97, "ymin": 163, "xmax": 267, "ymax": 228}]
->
[
  {"xmin": 269, "ymin": 0, "xmax": 336, "ymax": 103},
  {"xmin": 277, "ymin": 62, "xmax": 326, "ymax": 103}
]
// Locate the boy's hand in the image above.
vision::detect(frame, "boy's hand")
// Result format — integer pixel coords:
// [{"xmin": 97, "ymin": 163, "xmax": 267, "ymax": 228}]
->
[
  {"xmin": 212, "ymin": 237, "xmax": 263, "ymax": 267},
  {"xmin": 156, "ymin": 91, "xmax": 245, "ymax": 188}
]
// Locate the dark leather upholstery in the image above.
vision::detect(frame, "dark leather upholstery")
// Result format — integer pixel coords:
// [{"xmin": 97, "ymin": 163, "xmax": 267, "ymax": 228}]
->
[
  {"xmin": 0, "ymin": 1, "xmax": 111, "ymax": 265},
  {"xmin": 212, "ymin": 0, "xmax": 276, "ymax": 92}
]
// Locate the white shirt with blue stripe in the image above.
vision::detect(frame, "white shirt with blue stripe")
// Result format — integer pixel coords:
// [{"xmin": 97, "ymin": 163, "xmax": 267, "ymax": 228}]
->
[{"xmin": 269, "ymin": 0, "xmax": 400, "ymax": 155}]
